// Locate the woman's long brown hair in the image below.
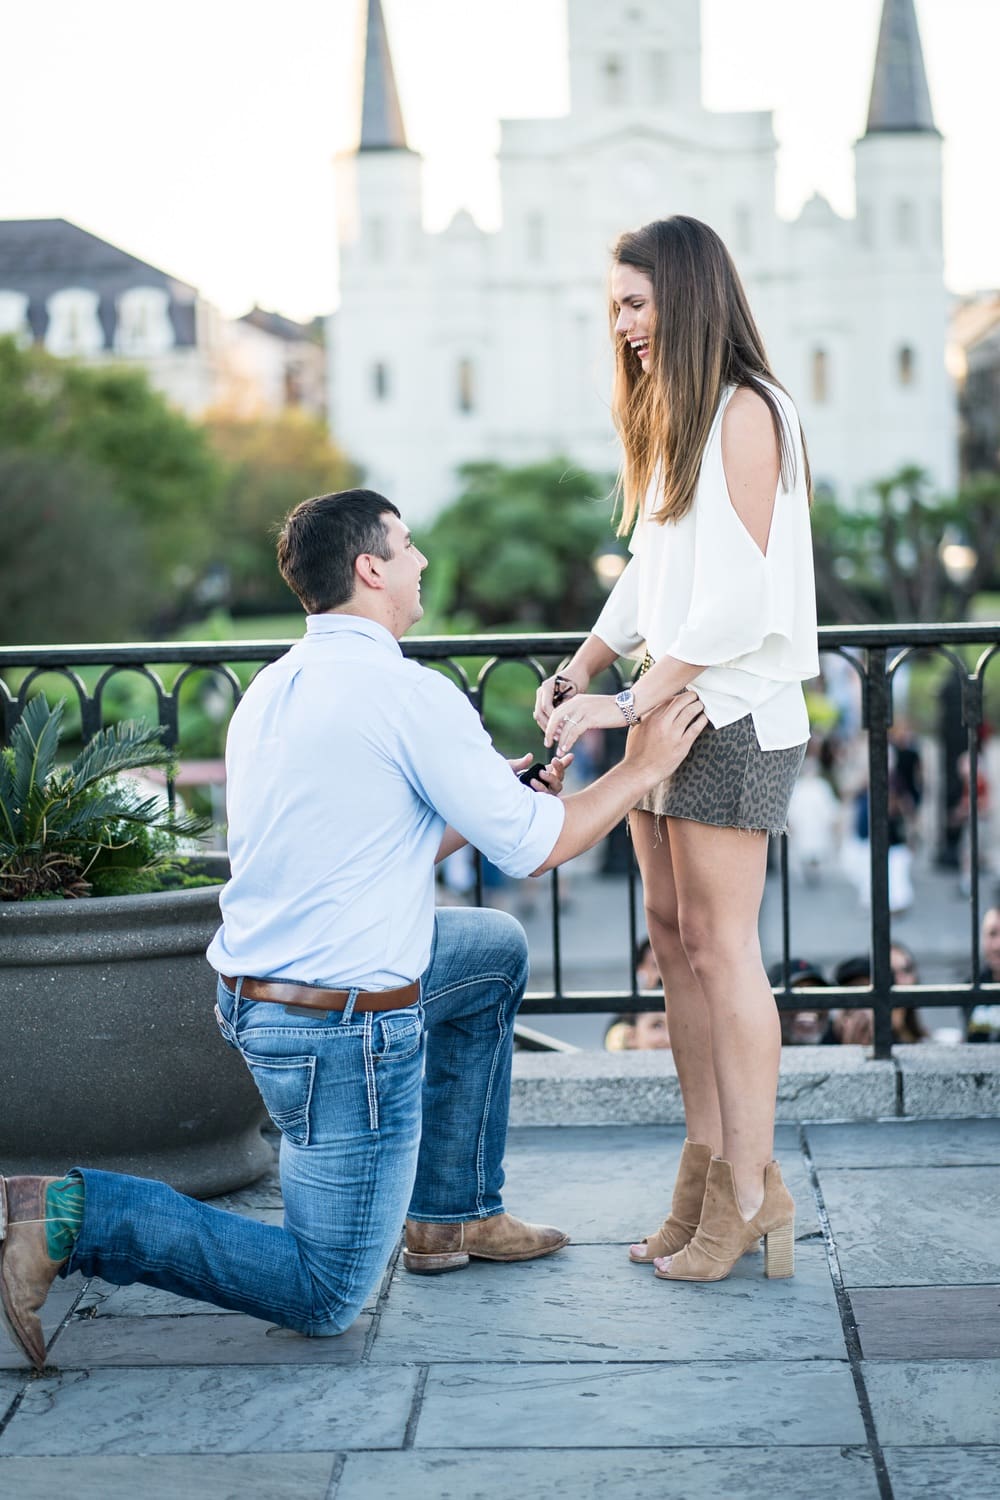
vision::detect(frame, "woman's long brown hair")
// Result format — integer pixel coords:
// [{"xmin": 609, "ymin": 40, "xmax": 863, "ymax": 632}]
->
[{"xmin": 610, "ymin": 216, "xmax": 811, "ymax": 535}]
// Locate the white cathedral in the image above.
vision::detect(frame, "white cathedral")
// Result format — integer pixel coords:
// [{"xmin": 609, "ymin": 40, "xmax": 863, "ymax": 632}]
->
[{"xmin": 331, "ymin": 0, "xmax": 957, "ymax": 522}]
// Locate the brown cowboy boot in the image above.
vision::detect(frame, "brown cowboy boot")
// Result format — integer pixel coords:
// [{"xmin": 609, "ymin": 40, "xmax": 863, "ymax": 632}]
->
[
  {"xmin": 403, "ymin": 1213, "xmax": 570, "ymax": 1273},
  {"xmin": 0, "ymin": 1177, "xmax": 68, "ymax": 1370}
]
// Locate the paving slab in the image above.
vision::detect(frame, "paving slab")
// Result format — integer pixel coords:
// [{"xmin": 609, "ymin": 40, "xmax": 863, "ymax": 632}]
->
[
  {"xmin": 851, "ymin": 1285, "xmax": 1000, "ymax": 1359},
  {"xmin": 371, "ymin": 1245, "xmax": 843, "ymax": 1364},
  {"xmin": 0, "ymin": 1276, "xmax": 85, "ymax": 1366},
  {"xmin": 884, "ymin": 1446, "xmax": 1000, "ymax": 1500},
  {"xmin": 504, "ymin": 1125, "xmax": 818, "ymax": 1240},
  {"xmin": 72, "ymin": 1274, "xmax": 380, "ymax": 1319},
  {"xmin": 865, "ymin": 1360, "xmax": 1000, "ymax": 1445},
  {"xmin": 0, "ymin": 1454, "xmax": 339, "ymax": 1500},
  {"xmin": 806, "ymin": 1118, "xmax": 1000, "ymax": 1168},
  {"xmin": 46, "ymin": 1311, "xmax": 370, "ymax": 1367},
  {"xmin": 0, "ymin": 1365, "xmax": 418, "ymax": 1455},
  {"xmin": 337, "ymin": 1446, "xmax": 880, "ymax": 1500},
  {"xmin": 0, "ymin": 1371, "xmax": 26, "ymax": 1419},
  {"xmin": 414, "ymin": 1361, "xmax": 865, "ymax": 1448},
  {"xmin": 819, "ymin": 1166, "xmax": 1000, "ymax": 1285},
  {"xmin": 897, "ymin": 1044, "xmax": 1000, "ymax": 1117}
]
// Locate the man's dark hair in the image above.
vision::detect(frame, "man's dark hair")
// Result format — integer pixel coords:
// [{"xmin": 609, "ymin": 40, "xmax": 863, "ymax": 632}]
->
[{"xmin": 277, "ymin": 489, "xmax": 401, "ymax": 613}]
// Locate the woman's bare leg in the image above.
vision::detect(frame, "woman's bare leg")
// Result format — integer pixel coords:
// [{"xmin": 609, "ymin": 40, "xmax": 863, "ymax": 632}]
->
[
  {"xmin": 629, "ymin": 810, "xmax": 722, "ymax": 1153},
  {"xmin": 667, "ymin": 818, "xmax": 778, "ymax": 1218}
]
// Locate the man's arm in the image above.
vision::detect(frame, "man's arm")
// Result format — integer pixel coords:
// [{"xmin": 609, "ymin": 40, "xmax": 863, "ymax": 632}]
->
[
  {"xmin": 435, "ymin": 753, "xmax": 572, "ymax": 865},
  {"xmin": 531, "ymin": 692, "xmax": 706, "ymax": 874}
]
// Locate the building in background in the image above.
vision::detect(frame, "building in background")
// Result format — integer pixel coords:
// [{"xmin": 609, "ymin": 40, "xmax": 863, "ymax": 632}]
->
[
  {"xmin": 332, "ymin": 0, "xmax": 958, "ymax": 520},
  {"xmin": 0, "ymin": 218, "xmax": 326, "ymax": 419},
  {"xmin": 224, "ymin": 306, "xmax": 327, "ymax": 419},
  {"xmin": 949, "ymin": 293, "xmax": 1000, "ymax": 479}
]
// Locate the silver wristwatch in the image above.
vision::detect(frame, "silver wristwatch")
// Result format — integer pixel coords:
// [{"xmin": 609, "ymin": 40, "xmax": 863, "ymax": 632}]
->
[{"xmin": 615, "ymin": 688, "xmax": 641, "ymax": 727}]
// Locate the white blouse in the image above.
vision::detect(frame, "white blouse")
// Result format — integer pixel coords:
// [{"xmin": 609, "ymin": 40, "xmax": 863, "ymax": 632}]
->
[{"xmin": 593, "ymin": 382, "xmax": 819, "ymax": 751}]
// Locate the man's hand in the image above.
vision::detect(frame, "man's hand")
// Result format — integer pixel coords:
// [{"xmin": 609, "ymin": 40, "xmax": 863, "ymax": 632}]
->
[
  {"xmin": 624, "ymin": 691, "xmax": 707, "ymax": 778},
  {"xmin": 509, "ymin": 752, "xmax": 574, "ymax": 796}
]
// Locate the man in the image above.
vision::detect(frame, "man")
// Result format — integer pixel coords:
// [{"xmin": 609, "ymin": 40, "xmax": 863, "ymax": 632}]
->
[
  {"xmin": 1, "ymin": 488, "xmax": 706, "ymax": 1369},
  {"xmin": 968, "ymin": 903, "xmax": 1000, "ymax": 1041}
]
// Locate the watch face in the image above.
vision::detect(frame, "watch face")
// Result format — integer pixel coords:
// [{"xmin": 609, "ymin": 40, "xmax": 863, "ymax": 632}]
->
[{"xmin": 616, "ymin": 689, "xmax": 633, "ymax": 705}]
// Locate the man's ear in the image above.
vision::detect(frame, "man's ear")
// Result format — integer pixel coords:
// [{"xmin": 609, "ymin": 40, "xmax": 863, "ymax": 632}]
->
[{"xmin": 354, "ymin": 552, "xmax": 385, "ymax": 591}]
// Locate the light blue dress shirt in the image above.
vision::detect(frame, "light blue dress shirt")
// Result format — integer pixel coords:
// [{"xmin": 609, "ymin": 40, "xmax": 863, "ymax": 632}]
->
[{"xmin": 206, "ymin": 614, "xmax": 565, "ymax": 989}]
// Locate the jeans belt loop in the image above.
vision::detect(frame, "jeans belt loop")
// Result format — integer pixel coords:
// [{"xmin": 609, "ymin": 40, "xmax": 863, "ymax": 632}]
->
[
  {"xmin": 340, "ymin": 986, "xmax": 360, "ymax": 1025},
  {"xmin": 233, "ymin": 974, "xmax": 245, "ymax": 1024}
]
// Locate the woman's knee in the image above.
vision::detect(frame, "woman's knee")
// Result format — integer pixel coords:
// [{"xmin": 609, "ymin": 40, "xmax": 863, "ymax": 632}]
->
[
  {"xmin": 678, "ymin": 911, "xmax": 757, "ymax": 983},
  {"xmin": 645, "ymin": 904, "xmax": 683, "ymax": 956}
]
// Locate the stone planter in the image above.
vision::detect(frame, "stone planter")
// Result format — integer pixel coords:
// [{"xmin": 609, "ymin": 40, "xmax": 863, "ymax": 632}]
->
[{"xmin": 0, "ymin": 885, "xmax": 273, "ymax": 1197}]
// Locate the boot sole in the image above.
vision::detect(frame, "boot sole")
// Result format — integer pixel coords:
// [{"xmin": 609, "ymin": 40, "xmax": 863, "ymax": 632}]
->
[{"xmin": 403, "ymin": 1233, "xmax": 570, "ymax": 1274}]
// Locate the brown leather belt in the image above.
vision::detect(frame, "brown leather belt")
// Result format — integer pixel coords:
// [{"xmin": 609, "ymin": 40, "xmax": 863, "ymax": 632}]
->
[{"xmin": 222, "ymin": 976, "xmax": 420, "ymax": 1017}]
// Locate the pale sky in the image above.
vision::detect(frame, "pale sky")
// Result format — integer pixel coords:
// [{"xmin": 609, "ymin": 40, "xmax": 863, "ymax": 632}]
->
[{"xmin": 2, "ymin": 0, "xmax": 997, "ymax": 321}]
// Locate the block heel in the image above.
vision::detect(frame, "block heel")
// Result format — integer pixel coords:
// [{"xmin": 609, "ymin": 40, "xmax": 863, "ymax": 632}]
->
[
  {"xmin": 655, "ymin": 1158, "xmax": 796, "ymax": 1284},
  {"xmin": 764, "ymin": 1218, "xmax": 795, "ymax": 1279}
]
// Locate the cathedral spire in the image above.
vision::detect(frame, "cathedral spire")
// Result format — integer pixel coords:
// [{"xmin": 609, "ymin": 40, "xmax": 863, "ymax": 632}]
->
[
  {"xmin": 864, "ymin": 0, "xmax": 938, "ymax": 135},
  {"xmin": 359, "ymin": 0, "xmax": 410, "ymax": 151}
]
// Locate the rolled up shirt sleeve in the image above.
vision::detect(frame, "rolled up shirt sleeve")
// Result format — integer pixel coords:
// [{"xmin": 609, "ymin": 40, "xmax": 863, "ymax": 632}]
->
[
  {"xmin": 395, "ymin": 669, "xmax": 565, "ymax": 878},
  {"xmin": 592, "ymin": 555, "xmax": 645, "ymax": 659}
]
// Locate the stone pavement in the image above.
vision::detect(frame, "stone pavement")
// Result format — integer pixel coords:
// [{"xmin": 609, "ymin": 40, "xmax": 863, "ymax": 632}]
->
[{"xmin": 1, "ymin": 1120, "xmax": 998, "ymax": 1497}]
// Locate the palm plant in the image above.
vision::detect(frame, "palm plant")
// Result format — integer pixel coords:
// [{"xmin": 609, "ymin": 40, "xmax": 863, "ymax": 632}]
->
[{"xmin": 0, "ymin": 695, "xmax": 211, "ymax": 901}]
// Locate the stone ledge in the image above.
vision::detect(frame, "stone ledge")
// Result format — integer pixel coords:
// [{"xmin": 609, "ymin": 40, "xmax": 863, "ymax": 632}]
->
[
  {"xmin": 509, "ymin": 1045, "xmax": 999, "ymax": 1125},
  {"xmin": 896, "ymin": 1043, "xmax": 1000, "ymax": 1119}
]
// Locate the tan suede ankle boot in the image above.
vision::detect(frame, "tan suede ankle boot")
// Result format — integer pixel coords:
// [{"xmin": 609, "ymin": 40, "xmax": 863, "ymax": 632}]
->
[
  {"xmin": 654, "ymin": 1158, "xmax": 795, "ymax": 1283},
  {"xmin": 628, "ymin": 1139, "xmax": 713, "ymax": 1263}
]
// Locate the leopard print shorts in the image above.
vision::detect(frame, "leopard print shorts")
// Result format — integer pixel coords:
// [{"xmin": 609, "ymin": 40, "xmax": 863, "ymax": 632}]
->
[{"xmin": 633, "ymin": 656, "xmax": 807, "ymax": 836}]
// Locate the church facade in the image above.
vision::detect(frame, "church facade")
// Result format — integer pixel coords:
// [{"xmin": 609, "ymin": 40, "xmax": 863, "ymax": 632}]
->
[{"xmin": 331, "ymin": 0, "xmax": 957, "ymax": 521}]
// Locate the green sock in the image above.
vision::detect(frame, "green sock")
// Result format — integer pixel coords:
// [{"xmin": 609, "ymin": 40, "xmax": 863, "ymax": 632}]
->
[{"xmin": 44, "ymin": 1176, "xmax": 84, "ymax": 1260}]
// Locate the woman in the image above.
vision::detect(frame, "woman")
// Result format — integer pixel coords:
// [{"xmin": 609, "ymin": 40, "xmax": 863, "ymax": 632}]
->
[{"xmin": 534, "ymin": 216, "xmax": 818, "ymax": 1283}]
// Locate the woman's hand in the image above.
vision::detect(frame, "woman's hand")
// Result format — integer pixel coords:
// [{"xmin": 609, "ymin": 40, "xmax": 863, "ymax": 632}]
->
[
  {"xmin": 533, "ymin": 671, "xmax": 585, "ymax": 733},
  {"xmin": 543, "ymin": 693, "xmax": 626, "ymax": 756},
  {"xmin": 508, "ymin": 752, "xmax": 574, "ymax": 795}
]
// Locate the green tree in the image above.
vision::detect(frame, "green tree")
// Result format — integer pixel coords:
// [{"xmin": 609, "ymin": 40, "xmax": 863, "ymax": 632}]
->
[
  {"xmin": 0, "ymin": 450, "xmax": 149, "ymax": 644},
  {"xmin": 417, "ymin": 458, "xmax": 618, "ymax": 631},
  {"xmin": 811, "ymin": 466, "xmax": 1000, "ymax": 624},
  {"xmin": 204, "ymin": 410, "xmax": 358, "ymax": 613},
  {"xmin": 0, "ymin": 337, "xmax": 224, "ymax": 612}
]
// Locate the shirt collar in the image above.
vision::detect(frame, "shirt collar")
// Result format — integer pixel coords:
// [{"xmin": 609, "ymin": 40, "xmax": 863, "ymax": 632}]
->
[{"xmin": 303, "ymin": 613, "xmax": 403, "ymax": 656}]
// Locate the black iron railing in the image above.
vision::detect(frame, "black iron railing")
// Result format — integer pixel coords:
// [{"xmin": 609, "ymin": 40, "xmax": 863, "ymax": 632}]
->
[{"xmin": 2, "ymin": 624, "xmax": 998, "ymax": 1058}]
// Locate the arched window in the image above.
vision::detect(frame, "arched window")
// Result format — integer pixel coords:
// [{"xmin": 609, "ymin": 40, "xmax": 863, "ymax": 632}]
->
[
  {"xmin": 45, "ymin": 288, "xmax": 104, "ymax": 356},
  {"xmin": 895, "ymin": 199, "xmax": 916, "ymax": 246},
  {"xmin": 367, "ymin": 217, "xmax": 386, "ymax": 262},
  {"xmin": 811, "ymin": 348, "xmax": 829, "ymax": 404},
  {"xmin": 115, "ymin": 287, "xmax": 174, "ymax": 356},
  {"xmin": 373, "ymin": 361, "xmax": 390, "ymax": 400},
  {"xmin": 603, "ymin": 56, "xmax": 624, "ymax": 106},
  {"xmin": 457, "ymin": 358, "xmax": 475, "ymax": 414},
  {"xmin": 734, "ymin": 206, "xmax": 753, "ymax": 255},
  {"xmin": 525, "ymin": 212, "xmax": 545, "ymax": 263},
  {"xmin": 0, "ymin": 290, "xmax": 31, "ymax": 346},
  {"xmin": 647, "ymin": 49, "xmax": 669, "ymax": 105},
  {"xmin": 897, "ymin": 346, "xmax": 916, "ymax": 387}
]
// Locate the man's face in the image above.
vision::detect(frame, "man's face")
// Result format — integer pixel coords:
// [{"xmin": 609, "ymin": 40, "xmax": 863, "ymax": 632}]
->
[
  {"xmin": 982, "ymin": 909, "xmax": 1000, "ymax": 975},
  {"xmin": 379, "ymin": 513, "xmax": 428, "ymax": 634}
]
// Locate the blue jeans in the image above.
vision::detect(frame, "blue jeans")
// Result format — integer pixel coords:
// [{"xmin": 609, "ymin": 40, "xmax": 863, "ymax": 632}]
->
[{"xmin": 66, "ymin": 907, "xmax": 529, "ymax": 1335}]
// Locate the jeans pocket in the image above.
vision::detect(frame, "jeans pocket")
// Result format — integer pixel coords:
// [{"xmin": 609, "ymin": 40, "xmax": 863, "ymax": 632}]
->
[
  {"xmin": 214, "ymin": 1003, "xmax": 238, "ymax": 1050},
  {"xmin": 374, "ymin": 1012, "xmax": 423, "ymax": 1064},
  {"xmin": 240, "ymin": 1052, "xmax": 316, "ymax": 1145}
]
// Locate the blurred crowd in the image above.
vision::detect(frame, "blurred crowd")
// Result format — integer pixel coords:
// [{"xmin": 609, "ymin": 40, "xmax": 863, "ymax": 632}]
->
[{"xmin": 602, "ymin": 907, "xmax": 1000, "ymax": 1052}]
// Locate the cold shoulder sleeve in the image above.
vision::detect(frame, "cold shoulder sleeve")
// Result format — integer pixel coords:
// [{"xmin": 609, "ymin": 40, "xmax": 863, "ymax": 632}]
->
[{"xmin": 592, "ymin": 554, "xmax": 644, "ymax": 658}]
